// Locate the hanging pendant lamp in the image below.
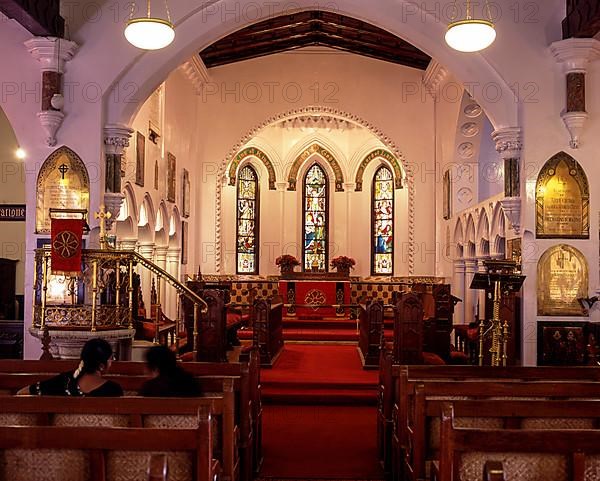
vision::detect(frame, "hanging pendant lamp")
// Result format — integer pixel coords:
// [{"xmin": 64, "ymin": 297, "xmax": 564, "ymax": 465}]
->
[
  {"xmin": 125, "ymin": 0, "xmax": 175, "ymax": 50},
  {"xmin": 446, "ymin": 0, "xmax": 496, "ymax": 53}
]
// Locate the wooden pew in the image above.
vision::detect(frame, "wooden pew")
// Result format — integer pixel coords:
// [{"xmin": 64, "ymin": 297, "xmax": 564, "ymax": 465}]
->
[
  {"xmin": 0, "ymin": 405, "xmax": 218, "ymax": 481},
  {"xmin": 377, "ymin": 363, "xmax": 600, "ymax": 478},
  {"xmin": 432, "ymin": 403, "xmax": 600, "ymax": 481},
  {"xmin": 359, "ymin": 300, "xmax": 385, "ymax": 369},
  {"xmin": 251, "ymin": 298, "xmax": 283, "ymax": 367},
  {"xmin": 399, "ymin": 378, "xmax": 600, "ymax": 481},
  {"xmin": 0, "ymin": 387, "xmax": 237, "ymax": 481},
  {"xmin": 0, "ymin": 353, "xmax": 262, "ymax": 481}
]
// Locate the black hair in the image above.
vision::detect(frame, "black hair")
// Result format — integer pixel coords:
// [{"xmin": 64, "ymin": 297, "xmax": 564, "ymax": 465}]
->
[
  {"xmin": 145, "ymin": 345, "xmax": 178, "ymax": 375},
  {"xmin": 78, "ymin": 338, "xmax": 114, "ymax": 377}
]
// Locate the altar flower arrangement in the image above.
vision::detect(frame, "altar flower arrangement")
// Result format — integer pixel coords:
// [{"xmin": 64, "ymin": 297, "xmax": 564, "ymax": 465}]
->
[
  {"xmin": 276, "ymin": 255, "xmax": 300, "ymax": 273},
  {"xmin": 330, "ymin": 256, "xmax": 356, "ymax": 272}
]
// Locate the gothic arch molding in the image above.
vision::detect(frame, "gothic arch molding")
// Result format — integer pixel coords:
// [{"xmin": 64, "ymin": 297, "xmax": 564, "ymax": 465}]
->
[
  {"xmin": 354, "ymin": 149, "xmax": 403, "ymax": 191},
  {"xmin": 287, "ymin": 143, "xmax": 345, "ymax": 192},
  {"xmin": 228, "ymin": 146, "xmax": 277, "ymax": 190}
]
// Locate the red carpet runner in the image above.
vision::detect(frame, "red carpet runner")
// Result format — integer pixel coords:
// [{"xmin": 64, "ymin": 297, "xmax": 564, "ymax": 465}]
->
[{"xmin": 259, "ymin": 344, "xmax": 384, "ymax": 480}]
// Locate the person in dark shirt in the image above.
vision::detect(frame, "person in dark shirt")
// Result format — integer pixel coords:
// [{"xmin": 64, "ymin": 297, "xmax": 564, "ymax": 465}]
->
[
  {"xmin": 18, "ymin": 338, "xmax": 123, "ymax": 397},
  {"xmin": 139, "ymin": 345, "xmax": 201, "ymax": 397}
]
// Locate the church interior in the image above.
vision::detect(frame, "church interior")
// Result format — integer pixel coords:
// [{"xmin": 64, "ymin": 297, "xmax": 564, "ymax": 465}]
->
[{"xmin": 0, "ymin": 0, "xmax": 600, "ymax": 480}]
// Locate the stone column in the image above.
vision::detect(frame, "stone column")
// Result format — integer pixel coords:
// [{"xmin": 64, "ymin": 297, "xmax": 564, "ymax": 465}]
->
[
  {"xmin": 476, "ymin": 256, "xmax": 490, "ymax": 319},
  {"xmin": 492, "ymin": 128, "xmax": 522, "ymax": 236},
  {"xmin": 119, "ymin": 238, "xmax": 137, "ymax": 251},
  {"xmin": 452, "ymin": 260, "xmax": 466, "ymax": 324},
  {"xmin": 154, "ymin": 246, "xmax": 169, "ymax": 310},
  {"xmin": 166, "ymin": 248, "xmax": 181, "ymax": 319},
  {"xmin": 463, "ymin": 259, "xmax": 477, "ymax": 324},
  {"xmin": 25, "ymin": 37, "xmax": 78, "ymax": 146},
  {"xmin": 344, "ymin": 182, "xmax": 355, "ymax": 271},
  {"xmin": 550, "ymin": 38, "xmax": 600, "ymax": 149},
  {"xmin": 276, "ymin": 181, "xmax": 287, "ymax": 272},
  {"xmin": 137, "ymin": 243, "xmax": 155, "ymax": 312}
]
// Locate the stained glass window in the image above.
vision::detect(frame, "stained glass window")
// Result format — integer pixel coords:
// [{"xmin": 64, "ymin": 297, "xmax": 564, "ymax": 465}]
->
[
  {"xmin": 303, "ymin": 164, "xmax": 328, "ymax": 271},
  {"xmin": 236, "ymin": 166, "xmax": 259, "ymax": 274},
  {"xmin": 372, "ymin": 166, "xmax": 394, "ymax": 275}
]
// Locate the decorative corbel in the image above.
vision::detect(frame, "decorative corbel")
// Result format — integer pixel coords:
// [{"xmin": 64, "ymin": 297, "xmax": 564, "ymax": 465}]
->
[
  {"xmin": 25, "ymin": 37, "xmax": 78, "ymax": 146},
  {"xmin": 550, "ymin": 38, "xmax": 600, "ymax": 149}
]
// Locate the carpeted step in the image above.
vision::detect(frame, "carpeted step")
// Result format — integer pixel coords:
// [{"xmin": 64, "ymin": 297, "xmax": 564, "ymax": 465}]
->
[
  {"xmin": 263, "ymin": 380, "xmax": 375, "ymax": 391},
  {"xmin": 262, "ymin": 387, "xmax": 377, "ymax": 405},
  {"xmin": 239, "ymin": 328, "xmax": 393, "ymax": 342}
]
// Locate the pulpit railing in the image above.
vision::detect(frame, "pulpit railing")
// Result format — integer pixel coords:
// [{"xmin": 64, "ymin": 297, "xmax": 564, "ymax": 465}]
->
[{"xmin": 33, "ymin": 248, "xmax": 208, "ymax": 354}]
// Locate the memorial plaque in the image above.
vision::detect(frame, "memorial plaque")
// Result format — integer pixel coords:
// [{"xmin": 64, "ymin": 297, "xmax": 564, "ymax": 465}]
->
[
  {"xmin": 35, "ymin": 147, "xmax": 90, "ymax": 233},
  {"xmin": 167, "ymin": 152, "xmax": 176, "ymax": 203},
  {"xmin": 0, "ymin": 204, "xmax": 25, "ymax": 221},
  {"xmin": 537, "ymin": 244, "xmax": 587, "ymax": 316},
  {"xmin": 536, "ymin": 152, "xmax": 589, "ymax": 238},
  {"xmin": 135, "ymin": 131, "xmax": 145, "ymax": 187}
]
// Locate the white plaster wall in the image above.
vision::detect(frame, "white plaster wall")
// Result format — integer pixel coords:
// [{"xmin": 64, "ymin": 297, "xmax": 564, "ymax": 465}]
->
[{"xmin": 196, "ymin": 47, "xmax": 435, "ymax": 277}]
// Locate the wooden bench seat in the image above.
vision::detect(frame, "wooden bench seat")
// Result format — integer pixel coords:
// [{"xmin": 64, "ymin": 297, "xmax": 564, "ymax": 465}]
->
[
  {"xmin": 0, "ymin": 392, "xmax": 237, "ymax": 481},
  {"xmin": 431, "ymin": 402, "xmax": 600, "ymax": 481},
  {"xmin": 0, "ymin": 353, "xmax": 262, "ymax": 481},
  {"xmin": 0, "ymin": 405, "xmax": 218, "ymax": 481},
  {"xmin": 398, "ymin": 379, "xmax": 600, "ymax": 481},
  {"xmin": 377, "ymin": 363, "xmax": 600, "ymax": 481}
]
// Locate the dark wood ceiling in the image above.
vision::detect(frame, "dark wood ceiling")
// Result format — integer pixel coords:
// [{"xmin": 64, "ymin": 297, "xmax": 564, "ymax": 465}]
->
[
  {"xmin": 0, "ymin": 0, "xmax": 63, "ymax": 36},
  {"xmin": 200, "ymin": 11, "xmax": 431, "ymax": 70}
]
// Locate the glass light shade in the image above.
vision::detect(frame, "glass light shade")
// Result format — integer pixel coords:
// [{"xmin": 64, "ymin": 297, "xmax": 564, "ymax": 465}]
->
[
  {"xmin": 124, "ymin": 17, "xmax": 175, "ymax": 50},
  {"xmin": 445, "ymin": 19, "xmax": 496, "ymax": 53}
]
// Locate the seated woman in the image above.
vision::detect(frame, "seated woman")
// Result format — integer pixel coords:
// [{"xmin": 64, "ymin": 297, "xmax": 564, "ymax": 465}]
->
[
  {"xmin": 139, "ymin": 345, "xmax": 201, "ymax": 397},
  {"xmin": 17, "ymin": 338, "xmax": 123, "ymax": 396}
]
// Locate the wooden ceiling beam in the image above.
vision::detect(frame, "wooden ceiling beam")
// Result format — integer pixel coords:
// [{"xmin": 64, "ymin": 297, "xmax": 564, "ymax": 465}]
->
[{"xmin": 0, "ymin": 0, "xmax": 63, "ymax": 36}]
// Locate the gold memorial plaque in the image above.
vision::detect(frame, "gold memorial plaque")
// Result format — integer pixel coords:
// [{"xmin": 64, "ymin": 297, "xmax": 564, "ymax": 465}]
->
[
  {"xmin": 536, "ymin": 152, "xmax": 589, "ymax": 239},
  {"xmin": 537, "ymin": 244, "xmax": 587, "ymax": 316},
  {"xmin": 36, "ymin": 147, "xmax": 90, "ymax": 233}
]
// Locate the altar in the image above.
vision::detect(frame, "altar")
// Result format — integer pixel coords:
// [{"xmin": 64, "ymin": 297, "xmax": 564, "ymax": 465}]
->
[{"xmin": 279, "ymin": 273, "xmax": 351, "ymax": 318}]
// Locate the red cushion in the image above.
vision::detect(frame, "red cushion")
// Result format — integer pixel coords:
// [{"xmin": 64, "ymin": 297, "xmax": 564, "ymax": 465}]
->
[
  {"xmin": 450, "ymin": 350, "xmax": 469, "ymax": 361},
  {"xmin": 423, "ymin": 352, "xmax": 446, "ymax": 365},
  {"xmin": 180, "ymin": 351, "xmax": 194, "ymax": 362},
  {"xmin": 467, "ymin": 328, "xmax": 479, "ymax": 341},
  {"xmin": 142, "ymin": 322, "xmax": 156, "ymax": 340},
  {"xmin": 226, "ymin": 312, "xmax": 242, "ymax": 327}
]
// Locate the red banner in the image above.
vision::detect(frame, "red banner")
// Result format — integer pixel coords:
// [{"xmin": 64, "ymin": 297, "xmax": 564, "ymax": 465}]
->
[{"xmin": 51, "ymin": 218, "xmax": 84, "ymax": 276}]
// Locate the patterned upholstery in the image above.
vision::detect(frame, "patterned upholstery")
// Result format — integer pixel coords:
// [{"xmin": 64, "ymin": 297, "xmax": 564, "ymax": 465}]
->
[
  {"xmin": 229, "ymin": 282, "xmax": 279, "ymax": 304},
  {"xmin": 0, "ymin": 413, "xmax": 37, "ymax": 426},
  {"xmin": 107, "ymin": 451, "xmax": 192, "ymax": 481},
  {"xmin": 144, "ymin": 415, "xmax": 197, "ymax": 428},
  {"xmin": 585, "ymin": 456, "xmax": 600, "ymax": 481},
  {"xmin": 0, "ymin": 449, "xmax": 89, "ymax": 481},
  {"xmin": 428, "ymin": 416, "xmax": 503, "ymax": 451},
  {"xmin": 53, "ymin": 414, "xmax": 129, "ymax": 427},
  {"xmin": 522, "ymin": 418, "xmax": 595, "ymax": 429},
  {"xmin": 459, "ymin": 453, "xmax": 567, "ymax": 481}
]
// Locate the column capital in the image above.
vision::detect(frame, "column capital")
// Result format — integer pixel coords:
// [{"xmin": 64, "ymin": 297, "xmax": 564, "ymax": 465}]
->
[
  {"xmin": 550, "ymin": 38, "xmax": 600, "ymax": 73},
  {"xmin": 422, "ymin": 60, "xmax": 449, "ymax": 99},
  {"xmin": 491, "ymin": 127, "xmax": 522, "ymax": 159},
  {"xmin": 25, "ymin": 37, "xmax": 78, "ymax": 73},
  {"xmin": 154, "ymin": 246, "xmax": 169, "ymax": 262},
  {"xmin": 104, "ymin": 124, "xmax": 134, "ymax": 155},
  {"xmin": 166, "ymin": 248, "xmax": 182, "ymax": 261},
  {"xmin": 453, "ymin": 259, "xmax": 466, "ymax": 271},
  {"xmin": 343, "ymin": 182, "xmax": 356, "ymax": 191},
  {"xmin": 275, "ymin": 181, "xmax": 288, "ymax": 192},
  {"xmin": 138, "ymin": 242, "xmax": 155, "ymax": 259},
  {"xmin": 119, "ymin": 238, "xmax": 138, "ymax": 251}
]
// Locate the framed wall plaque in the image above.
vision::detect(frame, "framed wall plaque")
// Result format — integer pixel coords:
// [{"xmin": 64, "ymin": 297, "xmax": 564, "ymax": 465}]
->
[
  {"xmin": 167, "ymin": 152, "xmax": 176, "ymax": 203},
  {"xmin": 135, "ymin": 131, "xmax": 145, "ymax": 187},
  {"xmin": 443, "ymin": 169, "xmax": 451, "ymax": 220},
  {"xmin": 536, "ymin": 152, "xmax": 589, "ymax": 239},
  {"xmin": 537, "ymin": 244, "xmax": 587, "ymax": 316},
  {"xmin": 181, "ymin": 220, "xmax": 188, "ymax": 265},
  {"xmin": 537, "ymin": 321, "xmax": 587, "ymax": 366},
  {"xmin": 506, "ymin": 238, "xmax": 521, "ymax": 267},
  {"xmin": 182, "ymin": 168, "xmax": 190, "ymax": 218}
]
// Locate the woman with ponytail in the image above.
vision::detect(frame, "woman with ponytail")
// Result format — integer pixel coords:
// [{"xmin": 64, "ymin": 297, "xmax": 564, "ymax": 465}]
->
[{"xmin": 18, "ymin": 338, "xmax": 123, "ymax": 396}]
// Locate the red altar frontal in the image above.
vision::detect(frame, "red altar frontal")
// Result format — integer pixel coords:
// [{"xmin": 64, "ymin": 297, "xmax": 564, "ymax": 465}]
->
[{"xmin": 279, "ymin": 279, "xmax": 351, "ymax": 318}]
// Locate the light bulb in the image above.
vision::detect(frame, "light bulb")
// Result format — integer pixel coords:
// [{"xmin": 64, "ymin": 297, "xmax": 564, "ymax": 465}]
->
[
  {"xmin": 124, "ymin": 18, "xmax": 175, "ymax": 50},
  {"xmin": 50, "ymin": 93, "xmax": 65, "ymax": 110},
  {"xmin": 15, "ymin": 148, "xmax": 26, "ymax": 159},
  {"xmin": 446, "ymin": 19, "xmax": 496, "ymax": 53}
]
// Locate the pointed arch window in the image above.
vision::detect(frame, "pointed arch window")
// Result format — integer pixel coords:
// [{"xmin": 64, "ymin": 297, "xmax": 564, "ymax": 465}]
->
[
  {"xmin": 303, "ymin": 164, "xmax": 328, "ymax": 271},
  {"xmin": 372, "ymin": 166, "xmax": 394, "ymax": 275},
  {"xmin": 236, "ymin": 165, "xmax": 259, "ymax": 274}
]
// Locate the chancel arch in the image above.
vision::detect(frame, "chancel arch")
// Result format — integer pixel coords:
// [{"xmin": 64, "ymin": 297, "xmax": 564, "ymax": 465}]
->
[
  {"xmin": 35, "ymin": 146, "xmax": 90, "ymax": 233},
  {"xmin": 536, "ymin": 152, "xmax": 589, "ymax": 239},
  {"xmin": 355, "ymin": 149, "xmax": 403, "ymax": 191},
  {"xmin": 228, "ymin": 146, "xmax": 277, "ymax": 190}
]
